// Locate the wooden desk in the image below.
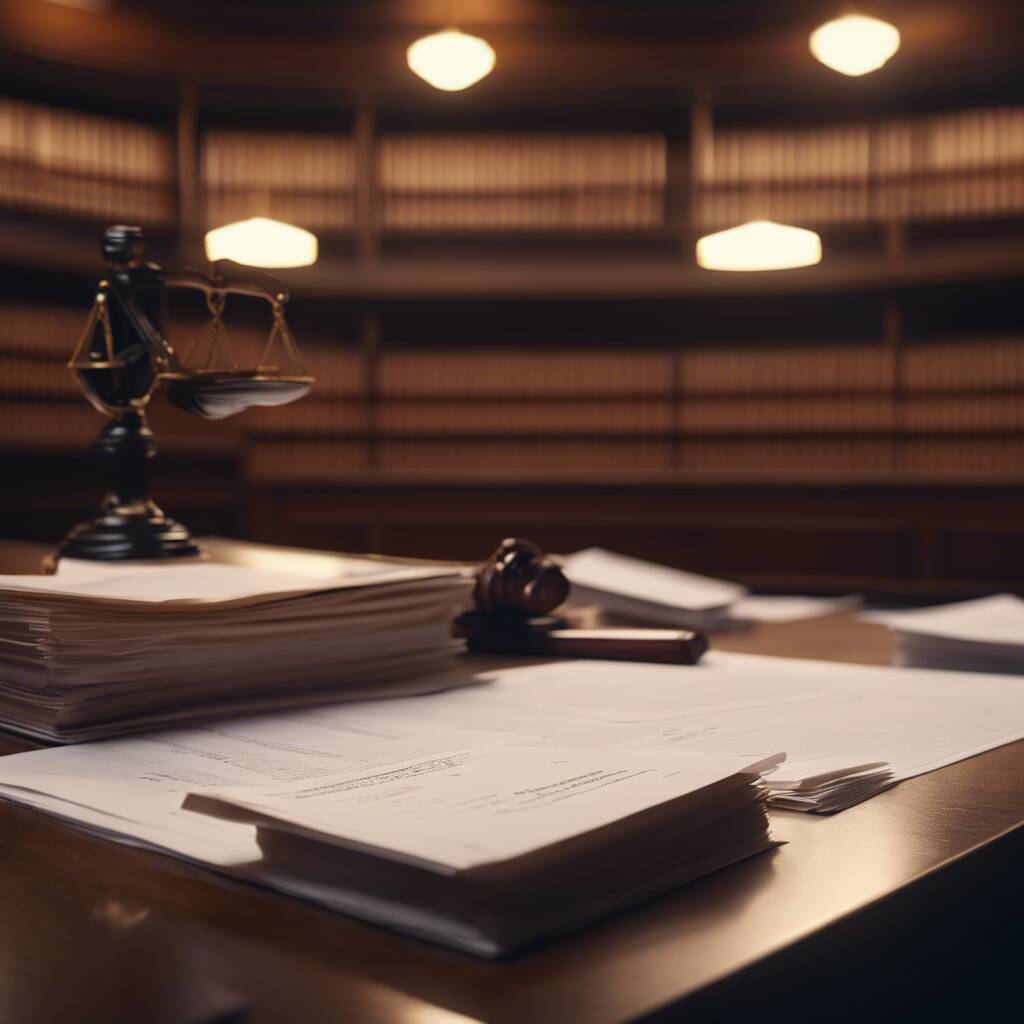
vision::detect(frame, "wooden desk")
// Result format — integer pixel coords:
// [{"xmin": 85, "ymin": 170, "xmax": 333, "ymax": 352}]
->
[{"xmin": 0, "ymin": 607, "xmax": 1021, "ymax": 1022}]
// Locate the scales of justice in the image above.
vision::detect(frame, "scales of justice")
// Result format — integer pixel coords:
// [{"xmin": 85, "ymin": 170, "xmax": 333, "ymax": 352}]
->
[{"xmin": 60, "ymin": 224, "xmax": 314, "ymax": 562}]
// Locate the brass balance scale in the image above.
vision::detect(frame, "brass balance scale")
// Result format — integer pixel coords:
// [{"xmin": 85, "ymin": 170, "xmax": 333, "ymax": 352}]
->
[{"xmin": 60, "ymin": 225, "xmax": 314, "ymax": 561}]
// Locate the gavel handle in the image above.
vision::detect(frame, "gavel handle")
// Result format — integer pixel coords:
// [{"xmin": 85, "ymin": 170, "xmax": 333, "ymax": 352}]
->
[{"xmin": 466, "ymin": 626, "xmax": 708, "ymax": 665}]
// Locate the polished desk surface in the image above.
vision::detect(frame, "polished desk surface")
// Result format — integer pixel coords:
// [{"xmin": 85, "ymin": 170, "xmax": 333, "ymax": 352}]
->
[{"xmin": 0, "ymin": 546, "xmax": 1022, "ymax": 1023}]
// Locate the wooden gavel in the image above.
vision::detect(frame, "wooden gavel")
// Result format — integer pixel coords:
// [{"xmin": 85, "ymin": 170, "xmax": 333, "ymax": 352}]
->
[{"xmin": 453, "ymin": 538, "xmax": 708, "ymax": 665}]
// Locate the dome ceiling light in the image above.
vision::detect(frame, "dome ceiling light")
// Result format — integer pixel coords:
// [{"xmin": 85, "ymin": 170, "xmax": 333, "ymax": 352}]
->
[
  {"xmin": 695, "ymin": 220, "xmax": 822, "ymax": 272},
  {"xmin": 204, "ymin": 218, "xmax": 318, "ymax": 269},
  {"xmin": 809, "ymin": 13, "xmax": 901, "ymax": 76},
  {"xmin": 407, "ymin": 28, "xmax": 496, "ymax": 91}
]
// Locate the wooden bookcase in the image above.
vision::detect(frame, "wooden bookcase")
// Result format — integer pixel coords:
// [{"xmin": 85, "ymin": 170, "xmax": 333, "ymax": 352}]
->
[{"xmin": 1, "ymin": 62, "xmax": 1022, "ymax": 594}]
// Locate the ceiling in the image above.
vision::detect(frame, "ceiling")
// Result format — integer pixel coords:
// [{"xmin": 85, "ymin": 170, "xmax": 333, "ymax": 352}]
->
[{"xmin": 1, "ymin": 0, "xmax": 1022, "ymax": 112}]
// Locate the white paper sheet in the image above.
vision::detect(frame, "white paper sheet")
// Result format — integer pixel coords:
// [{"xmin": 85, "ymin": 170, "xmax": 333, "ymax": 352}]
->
[
  {"xmin": 448, "ymin": 654, "xmax": 1024, "ymax": 790},
  {"xmin": 730, "ymin": 594, "xmax": 862, "ymax": 623},
  {"xmin": 861, "ymin": 594, "xmax": 1024, "ymax": 644},
  {"xmin": 2, "ymin": 560, "xmax": 456, "ymax": 607},
  {"xmin": 2, "ymin": 649, "xmax": 1023, "ymax": 869},
  {"xmin": 561, "ymin": 548, "xmax": 746, "ymax": 613},
  {"xmin": 0, "ymin": 685, "xmax": 490, "ymax": 863},
  {"xmin": 192, "ymin": 746, "xmax": 772, "ymax": 872}
]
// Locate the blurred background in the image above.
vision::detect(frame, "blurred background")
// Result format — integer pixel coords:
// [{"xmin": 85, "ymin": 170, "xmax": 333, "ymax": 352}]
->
[{"xmin": 1, "ymin": 0, "xmax": 1023, "ymax": 597}]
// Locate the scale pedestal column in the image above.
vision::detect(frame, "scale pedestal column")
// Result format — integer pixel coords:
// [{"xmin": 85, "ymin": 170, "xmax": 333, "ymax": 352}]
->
[{"xmin": 57, "ymin": 410, "xmax": 199, "ymax": 562}]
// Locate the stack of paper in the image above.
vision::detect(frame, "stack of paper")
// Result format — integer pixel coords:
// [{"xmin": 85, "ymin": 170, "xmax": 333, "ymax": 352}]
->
[
  {"xmin": 1, "ymin": 649, "xmax": 1022, "ymax": 952},
  {"xmin": 185, "ymin": 746, "xmax": 777, "ymax": 955},
  {"xmin": 867, "ymin": 594, "xmax": 1024, "ymax": 673},
  {"xmin": 561, "ymin": 547, "xmax": 859, "ymax": 628},
  {"xmin": 561, "ymin": 548, "xmax": 747, "ymax": 629},
  {"xmin": 0, "ymin": 557, "xmax": 471, "ymax": 743}
]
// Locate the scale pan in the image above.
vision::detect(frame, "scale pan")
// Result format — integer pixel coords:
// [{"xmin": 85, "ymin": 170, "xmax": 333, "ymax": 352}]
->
[{"xmin": 163, "ymin": 372, "xmax": 314, "ymax": 420}]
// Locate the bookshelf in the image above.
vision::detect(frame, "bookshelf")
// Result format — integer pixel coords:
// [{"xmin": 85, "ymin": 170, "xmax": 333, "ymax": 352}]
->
[
  {"xmin": 202, "ymin": 128, "xmax": 356, "ymax": 235},
  {"xmin": 0, "ymin": 96, "xmax": 174, "ymax": 226},
  {"xmin": 2, "ymin": 89, "xmax": 1024, "ymax": 286},
  {"xmin": 695, "ymin": 107, "xmax": 1024, "ymax": 230},
  {"xmin": 377, "ymin": 133, "xmax": 667, "ymax": 234},
  {"xmin": 1, "ymin": 41, "xmax": 1022, "ymax": 593}
]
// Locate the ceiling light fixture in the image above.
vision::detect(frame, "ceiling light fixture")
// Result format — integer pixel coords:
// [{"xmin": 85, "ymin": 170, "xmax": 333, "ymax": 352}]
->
[
  {"xmin": 695, "ymin": 220, "xmax": 822, "ymax": 272},
  {"xmin": 204, "ymin": 217, "xmax": 318, "ymax": 269},
  {"xmin": 809, "ymin": 13, "xmax": 901, "ymax": 76},
  {"xmin": 407, "ymin": 28, "xmax": 496, "ymax": 91}
]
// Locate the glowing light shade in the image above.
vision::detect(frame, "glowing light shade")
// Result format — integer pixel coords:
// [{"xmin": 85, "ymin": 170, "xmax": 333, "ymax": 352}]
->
[
  {"xmin": 407, "ymin": 29, "xmax": 496, "ymax": 91},
  {"xmin": 809, "ymin": 14, "xmax": 900, "ymax": 76},
  {"xmin": 696, "ymin": 220, "xmax": 822, "ymax": 272},
  {"xmin": 204, "ymin": 217, "xmax": 318, "ymax": 269}
]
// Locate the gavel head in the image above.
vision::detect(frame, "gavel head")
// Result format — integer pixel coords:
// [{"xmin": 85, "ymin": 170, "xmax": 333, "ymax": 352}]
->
[{"xmin": 473, "ymin": 538, "xmax": 570, "ymax": 619}]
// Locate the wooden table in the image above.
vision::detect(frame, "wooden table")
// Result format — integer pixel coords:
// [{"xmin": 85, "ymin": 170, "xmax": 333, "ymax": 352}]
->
[{"xmin": 0, "ymin": 581, "xmax": 1021, "ymax": 1021}]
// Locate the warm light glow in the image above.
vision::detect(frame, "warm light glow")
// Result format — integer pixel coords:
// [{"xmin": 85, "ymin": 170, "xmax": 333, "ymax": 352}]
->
[
  {"xmin": 696, "ymin": 220, "xmax": 822, "ymax": 272},
  {"xmin": 407, "ymin": 29, "xmax": 496, "ymax": 91},
  {"xmin": 809, "ymin": 14, "xmax": 900, "ymax": 76},
  {"xmin": 44, "ymin": 0, "xmax": 108, "ymax": 9},
  {"xmin": 204, "ymin": 217, "xmax": 318, "ymax": 268}
]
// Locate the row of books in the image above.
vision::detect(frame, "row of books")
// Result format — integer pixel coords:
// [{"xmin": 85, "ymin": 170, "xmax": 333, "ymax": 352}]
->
[
  {"xmin": 902, "ymin": 337, "xmax": 1024, "ymax": 391},
  {"xmin": 8, "ymin": 97, "xmax": 1024, "ymax": 186},
  {"xmin": 679, "ymin": 344, "xmax": 892, "ymax": 394},
  {"xmin": 681, "ymin": 397, "xmax": 1024, "ymax": 434},
  {"xmin": 244, "ymin": 438, "xmax": 677, "ymax": 477},
  {"xmin": 698, "ymin": 107, "xmax": 1024, "ymax": 226},
  {"xmin": 0, "ymin": 302, "xmax": 89, "ymax": 356},
  {"xmin": 202, "ymin": 130, "xmax": 356, "ymax": 232},
  {"xmin": 237, "ymin": 395, "xmax": 1021, "ymax": 439},
  {"xmin": 0, "ymin": 333, "xmax": 901, "ymax": 403},
  {"xmin": 5, "ymin": 89, "xmax": 1024, "ymax": 232},
  {"xmin": 0, "ymin": 399, "xmax": 102, "ymax": 445},
  {"xmin": 243, "ymin": 400, "xmax": 370, "ymax": 434},
  {"xmin": 8, "ymin": 393, "xmax": 1015, "ymax": 453},
  {"xmin": 375, "ymin": 350, "xmax": 675, "ymax": 396},
  {"xmin": 3, "ymin": 317, "xmax": 1020, "ymax": 411},
  {"xmin": 234, "ymin": 330, "xmax": 1024, "ymax": 478},
  {"xmin": 341, "ymin": 342, "xmax": 1023, "ymax": 398},
  {"xmin": 0, "ymin": 305, "xmax": 89, "ymax": 419},
  {"xmin": 374, "ymin": 400, "xmax": 674, "ymax": 435},
  {"xmin": 5, "ymin": 301, "xmax": 1020, "ymax": 391},
  {"xmin": 3, "ymin": 294, "xmax": 1020, "ymax": 472},
  {"xmin": 674, "ymin": 437, "xmax": 1024, "ymax": 472},
  {"xmin": 377, "ymin": 134, "xmax": 665, "ymax": 230},
  {"xmin": 696, "ymin": 175, "xmax": 1024, "ymax": 226},
  {"xmin": 0, "ymin": 355, "xmax": 81, "ymax": 398},
  {"xmin": 3, "ymin": 395, "xmax": 1016, "ymax": 472},
  {"xmin": 705, "ymin": 107, "xmax": 1024, "ymax": 184},
  {"xmin": 0, "ymin": 395, "xmax": 240, "ymax": 447},
  {"xmin": 379, "ymin": 135, "xmax": 667, "ymax": 190},
  {"xmin": 898, "ymin": 395, "xmax": 1024, "ymax": 432},
  {"xmin": 0, "ymin": 97, "xmax": 174, "ymax": 223},
  {"xmin": 242, "ymin": 436, "xmax": 1024, "ymax": 478},
  {"xmin": 379, "ymin": 193, "xmax": 664, "ymax": 230},
  {"xmin": 682, "ymin": 338, "xmax": 1024, "ymax": 395},
  {"xmin": 201, "ymin": 110, "xmax": 1024, "ymax": 231}
]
